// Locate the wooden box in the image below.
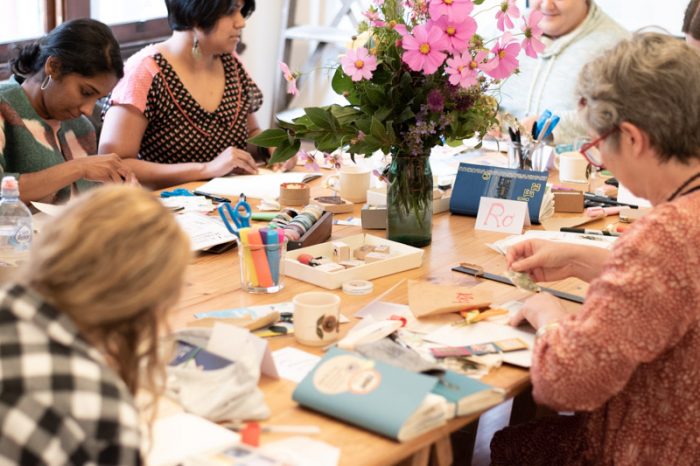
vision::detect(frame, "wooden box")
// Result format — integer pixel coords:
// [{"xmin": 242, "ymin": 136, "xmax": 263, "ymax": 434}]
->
[{"xmin": 287, "ymin": 211, "xmax": 333, "ymax": 251}]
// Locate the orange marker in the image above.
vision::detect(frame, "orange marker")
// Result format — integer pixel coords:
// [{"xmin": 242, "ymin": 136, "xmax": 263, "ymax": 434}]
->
[{"xmin": 247, "ymin": 229, "xmax": 273, "ymax": 288}]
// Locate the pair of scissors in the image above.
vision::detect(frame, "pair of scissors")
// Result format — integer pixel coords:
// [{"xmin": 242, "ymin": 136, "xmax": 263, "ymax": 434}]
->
[
  {"xmin": 217, "ymin": 194, "xmax": 252, "ymax": 237},
  {"xmin": 532, "ymin": 109, "xmax": 561, "ymax": 141}
]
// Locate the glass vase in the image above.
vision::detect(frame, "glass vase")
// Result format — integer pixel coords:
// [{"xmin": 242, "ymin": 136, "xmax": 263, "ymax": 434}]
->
[{"xmin": 386, "ymin": 153, "xmax": 433, "ymax": 247}]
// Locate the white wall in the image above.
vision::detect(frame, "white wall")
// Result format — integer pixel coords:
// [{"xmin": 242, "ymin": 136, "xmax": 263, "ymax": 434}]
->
[{"xmin": 594, "ymin": 0, "xmax": 687, "ymax": 35}]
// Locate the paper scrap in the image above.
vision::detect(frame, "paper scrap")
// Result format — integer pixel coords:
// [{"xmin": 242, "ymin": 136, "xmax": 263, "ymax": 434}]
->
[
  {"xmin": 408, "ymin": 280, "xmax": 492, "ymax": 317},
  {"xmin": 272, "ymin": 347, "xmax": 321, "ymax": 383},
  {"xmin": 207, "ymin": 323, "xmax": 279, "ymax": 379},
  {"xmin": 261, "ymin": 437, "xmax": 340, "ymax": 466},
  {"xmin": 175, "ymin": 213, "xmax": 237, "ymax": 251},
  {"xmin": 31, "ymin": 201, "xmax": 65, "ymax": 217}
]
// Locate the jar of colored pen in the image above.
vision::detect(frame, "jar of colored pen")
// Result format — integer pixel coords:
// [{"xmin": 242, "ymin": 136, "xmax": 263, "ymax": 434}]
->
[{"xmin": 238, "ymin": 227, "xmax": 287, "ymax": 294}]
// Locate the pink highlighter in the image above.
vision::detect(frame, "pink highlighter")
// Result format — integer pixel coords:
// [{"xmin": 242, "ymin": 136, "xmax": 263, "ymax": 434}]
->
[{"xmin": 585, "ymin": 205, "xmax": 625, "ymax": 218}]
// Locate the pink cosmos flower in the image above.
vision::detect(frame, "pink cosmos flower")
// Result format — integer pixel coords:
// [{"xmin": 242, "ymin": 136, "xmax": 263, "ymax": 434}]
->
[
  {"xmin": 362, "ymin": 9, "xmax": 380, "ymax": 22},
  {"xmin": 429, "ymin": 15, "xmax": 477, "ymax": 54},
  {"xmin": 496, "ymin": 0, "xmax": 521, "ymax": 31},
  {"xmin": 445, "ymin": 51, "xmax": 478, "ymax": 89},
  {"xmin": 340, "ymin": 47, "xmax": 378, "ymax": 81},
  {"xmin": 394, "ymin": 23, "xmax": 409, "ymax": 36},
  {"xmin": 428, "ymin": 0, "xmax": 474, "ymax": 23},
  {"xmin": 401, "ymin": 23, "xmax": 449, "ymax": 75},
  {"xmin": 297, "ymin": 150, "xmax": 320, "ymax": 171},
  {"xmin": 521, "ymin": 10, "xmax": 545, "ymax": 58},
  {"xmin": 279, "ymin": 62, "xmax": 298, "ymax": 95},
  {"xmin": 324, "ymin": 152, "xmax": 343, "ymax": 169},
  {"xmin": 483, "ymin": 32, "xmax": 521, "ymax": 79}
]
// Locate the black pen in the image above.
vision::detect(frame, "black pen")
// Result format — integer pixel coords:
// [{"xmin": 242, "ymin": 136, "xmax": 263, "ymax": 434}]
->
[
  {"xmin": 561, "ymin": 227, "xmax": 620, "ymax": 237},
  {"xmin": 193, "ymin": 190, "xmax": 231, "ymax": 203},
  {"xmin": 583, "ymin": 193, "xmax": 638, "ymax": 208}
]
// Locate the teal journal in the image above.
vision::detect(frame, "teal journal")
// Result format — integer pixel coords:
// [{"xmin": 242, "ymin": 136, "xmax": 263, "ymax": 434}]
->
[
  {"xmin": 292, "ymin": 348, "xmax": 446, "ymax": 442},
  {"xmin": 433, "ymin": 370, "xmax": 506, "ymax": 419},
  {"xmin": 449, "ymin": 162, "xmax": 549, "ymax": 224}
]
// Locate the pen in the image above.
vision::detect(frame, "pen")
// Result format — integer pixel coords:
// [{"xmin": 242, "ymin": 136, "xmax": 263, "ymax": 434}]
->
[
  {"xmin": 193, "ymin": 190, "xmax": 230, "ymax": 203},
  {"xmin": 560, "ymin": 227, "xmax": 620, "ymax": 237},
  {"xmin": 585, "ymin": 205, "xmax": 625, "ymax": 218},
  {"xmin": 583, "ymin": 193, "xmax": 638, "ymax": 208}
]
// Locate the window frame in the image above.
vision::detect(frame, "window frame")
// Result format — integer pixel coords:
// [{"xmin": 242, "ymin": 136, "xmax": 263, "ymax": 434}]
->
[{"xmin": 0, "ymin": 0, "xmax": 170, "ymax": 79}]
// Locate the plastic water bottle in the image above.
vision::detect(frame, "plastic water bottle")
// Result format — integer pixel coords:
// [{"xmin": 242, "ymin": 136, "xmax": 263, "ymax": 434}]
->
[{"xmin": 0, "ymin": 176, "xmax": 32, "ymax": 268}]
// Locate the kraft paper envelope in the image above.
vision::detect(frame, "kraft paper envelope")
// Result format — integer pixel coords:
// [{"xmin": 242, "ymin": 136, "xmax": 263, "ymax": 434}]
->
[{"xmin": 408, "ymin": 280, "xmax": 493, "ymax": 318}]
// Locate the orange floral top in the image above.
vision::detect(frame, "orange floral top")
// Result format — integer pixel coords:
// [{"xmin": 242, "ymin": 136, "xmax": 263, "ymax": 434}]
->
[{"xmin": 532, "ymin": 190, "xmax": 700, "ymax": 465}]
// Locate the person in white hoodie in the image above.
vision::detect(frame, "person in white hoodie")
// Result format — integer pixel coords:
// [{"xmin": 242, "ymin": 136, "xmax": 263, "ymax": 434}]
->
[{"xmin": 497, "ymin": 0, "xmax": 629, "ymax": 144}]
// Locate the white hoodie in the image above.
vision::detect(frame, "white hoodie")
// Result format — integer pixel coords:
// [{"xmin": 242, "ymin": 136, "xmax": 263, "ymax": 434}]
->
[{"xmin": 497, "ymin": 2, "xmax": 629, "ymax": 144}]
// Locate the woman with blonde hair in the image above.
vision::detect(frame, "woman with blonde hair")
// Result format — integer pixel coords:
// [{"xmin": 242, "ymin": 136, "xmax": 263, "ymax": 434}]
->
[{"xmin": 0, "ymin": 184, "xmax": 190, "ymax": 464}]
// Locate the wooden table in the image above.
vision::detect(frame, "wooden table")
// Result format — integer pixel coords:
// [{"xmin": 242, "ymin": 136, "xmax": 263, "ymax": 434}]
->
[{"xmin": 169, "ymin": 177, "xmax": 598, "ymax": 466}]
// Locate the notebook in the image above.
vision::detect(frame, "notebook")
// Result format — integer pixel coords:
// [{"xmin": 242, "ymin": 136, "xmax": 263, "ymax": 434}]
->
[{"xmin": 196, "ymin": 171, "xmax": 322, "ymax": 200}]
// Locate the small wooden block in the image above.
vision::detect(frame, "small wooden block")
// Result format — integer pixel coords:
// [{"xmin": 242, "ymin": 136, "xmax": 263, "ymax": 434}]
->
[
  {"xmin": 354, "ymin": 245, "xmax": 376, "ymax": 260},
  {"xmin": 315, "ymin": 263, "xmax": 346, "ymax": 273},
  {"xmin": 364, "ymin": 252, "xmax": 390, "ymax": 263},
  {"xmin": 332, "ymin": 241, "xmax": 351, "ymax": 262}
]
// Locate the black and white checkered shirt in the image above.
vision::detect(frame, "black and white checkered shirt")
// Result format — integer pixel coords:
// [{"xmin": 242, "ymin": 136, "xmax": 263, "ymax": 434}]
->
[{"xmin": 0, "ymin": 284, "xmax": 142, "ymax": 465}]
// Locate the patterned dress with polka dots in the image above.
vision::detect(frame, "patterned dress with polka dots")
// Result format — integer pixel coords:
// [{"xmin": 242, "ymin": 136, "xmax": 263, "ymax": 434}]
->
[{"xmin": 106, "ymin": 45, "xmax": 262, "ymax": 164}]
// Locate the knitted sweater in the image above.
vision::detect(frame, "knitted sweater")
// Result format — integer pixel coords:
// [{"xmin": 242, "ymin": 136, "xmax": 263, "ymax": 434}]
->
[
  {"xmin": 498, "ymin": 2, "xmax": 629, "ymax": 144},
  {"xmin": 532, "ymin": 190, "xmax": 700, "ymax": 464},
  {"xmin": 0, "ymin": 79, "xmax": 97, "ymax": 202}
]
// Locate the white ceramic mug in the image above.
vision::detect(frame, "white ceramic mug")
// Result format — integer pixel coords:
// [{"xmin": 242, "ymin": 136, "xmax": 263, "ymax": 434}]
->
[
  {"xmin": 556, "ymin": 151, "xmax": 590, "ymax": 183},
  {"xmin": 293, "ymin": 292, "xmax": 341, "ymax": 346},
  {"xmin": 324, "ymin": 166, "xmax": 371, "ymax": 203}
]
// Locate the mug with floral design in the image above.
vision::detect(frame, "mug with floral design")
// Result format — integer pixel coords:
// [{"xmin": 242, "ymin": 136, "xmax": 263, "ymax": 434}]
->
[{"xmin": 293, "ymin": 292, "xmax": 341, "ymax": 346}]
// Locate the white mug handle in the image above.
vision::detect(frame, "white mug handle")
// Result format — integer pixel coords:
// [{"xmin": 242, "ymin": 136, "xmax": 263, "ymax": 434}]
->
[{"xmin": 324, "ymin": 175, "xmax": 341, "ymax": 193}]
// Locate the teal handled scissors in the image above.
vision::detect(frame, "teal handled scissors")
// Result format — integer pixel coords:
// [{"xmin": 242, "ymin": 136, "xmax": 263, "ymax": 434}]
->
[{"xmin": 217, "ymin": 194, "xmax": 252, "ymax": 237}]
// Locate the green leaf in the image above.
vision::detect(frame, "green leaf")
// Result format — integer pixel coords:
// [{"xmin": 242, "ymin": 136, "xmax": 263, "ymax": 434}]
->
[
  {"xmin": 269, "ymin": 139, "xmax": 300, "ymax": 164},
  {"xmin": 305, "ymin": 107, "xmax": 333, "ymax": 130},
  {"xmin": 355, "ymin": 118, "xmax": 372, "ymax": 135},
  {"xmin": 445, "ymin": 138, "xmax": 464, "ymax": 148},
  {"xmin": 316, "ymin": 133, "xmax": 341, "ymax": 152},
  {"xmin": 370, "ymin": 117, "xmax": 386, "ymax": 141},
  {"xmin": 473, "ymin": 0, "xmax": 485, "ymax": 4},
  {"xmin": 248, "ymin": 129, "xmax": 288, "ymax": 148},
  {"xmin": 331, "ymin": 67, "xmax": 353, "ymax": 95},
  {"xmin": 374, "ymin": 106, "xmax": 392, "ymax": 122},
  {"xmin": 366, "ymin": 86, "xmax": 386, "ymax": 107}
]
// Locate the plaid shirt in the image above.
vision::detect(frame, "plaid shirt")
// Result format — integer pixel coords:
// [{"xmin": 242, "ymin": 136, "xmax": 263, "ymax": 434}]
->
[{"xmin": 0, "ymin": 284, "xmax": 142, "ymax": 465}]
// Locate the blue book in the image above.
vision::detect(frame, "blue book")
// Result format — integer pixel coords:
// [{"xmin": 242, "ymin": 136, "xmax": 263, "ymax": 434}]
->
[
  {"xmin": 432, "ymin": 370, "xmax": 506, "ymax": 419},
  {"xmin": 292, "ymin": 348, "xmax": 446, "ymax": 442},
  {"xmin": 449, "ymin": 163, "xmax": 549, "ymax": 224}
]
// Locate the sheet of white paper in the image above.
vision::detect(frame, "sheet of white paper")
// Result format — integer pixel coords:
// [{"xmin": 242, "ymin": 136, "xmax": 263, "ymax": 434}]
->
[
  {"xmin": 272, "ymin": 347, "xmax": 321, "ymax": 383},
  {"xmin": 355, "ymin": 301, "xmax": 410, "ymax": 319},
  {"xmin": 261, "ymin": 437, "xmax": 340, "ymax": 466},
  {"xmin": 175, "ymin": 213, "xmax": 237, "ymax": 251},
  {"xmin": 617, "ymin": 183, "xmax": 652, "ymax": 207},
  {"xmin": 31, "ymin": 201, "xmax": 65, "ymax": 217},
  {"xmin": 207, "ymin": 323, "xmax": 279, "ymax": 378},
  {"xmin": 488, "ymin": 229, "xmax": 616, "ymax": 255},
  {"xmin": 161, "ymin": 196, "xmax": 216, "ymax": 213},
  {"xmin": 196, "ymin": 172, "xmax": 320, "ymax": 200},
  {"xmin": 146, "ymin": 413, "xmax": 239, "ymax": 466}
]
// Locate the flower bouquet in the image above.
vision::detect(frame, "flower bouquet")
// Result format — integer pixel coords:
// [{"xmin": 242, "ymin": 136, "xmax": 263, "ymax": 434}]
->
[{"xmin": 252, "ymin": 0, "xmax": 544, "ymax": 246}]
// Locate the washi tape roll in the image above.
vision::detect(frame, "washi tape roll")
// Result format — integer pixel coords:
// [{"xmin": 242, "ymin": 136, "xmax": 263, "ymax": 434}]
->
[
  {"xmin": 342, "ymin": 280, "xmax": 374, "ymax": 296},
  {"xmin": 279, "ymin": 182, "xmax": 310, "ymax": 206}
]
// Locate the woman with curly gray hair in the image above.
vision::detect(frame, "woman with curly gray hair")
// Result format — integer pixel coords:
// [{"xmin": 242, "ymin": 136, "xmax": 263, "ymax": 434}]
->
[{"xmin": 490, "ymin": 32, "xmax": 700, "ymax": 465}]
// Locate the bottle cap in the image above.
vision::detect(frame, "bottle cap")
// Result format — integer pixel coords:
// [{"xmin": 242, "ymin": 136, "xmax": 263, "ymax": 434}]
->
[
  {"xmin": 342, "ymin": 280, "xmax": 374, "ymax": 296},
  {"xmin": 1, "ymin": 176, "xmax": 18, "ymax": 191}
]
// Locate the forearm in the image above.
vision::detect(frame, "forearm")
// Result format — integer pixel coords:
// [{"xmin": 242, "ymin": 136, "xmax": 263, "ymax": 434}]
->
[
  {"xmin": 17, "ymin": 161, "xmax": 84, "ymax": 203},
  {"xmin": 567, "ymin": 245, "xmax": 610, "ymax": 282},
  {"xmin": 122, "ymin": 158, "xmax": 208, "ymax": 190}
]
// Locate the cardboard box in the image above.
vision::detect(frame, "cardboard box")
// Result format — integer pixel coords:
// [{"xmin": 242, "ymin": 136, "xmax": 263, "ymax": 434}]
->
[
  {"xmin": 553, "ymin": 191, "xmax": 584, "ymax": 213},
  {"xmin": 361, "ymin": 204, "xmax": 387, "ymax": 229}
]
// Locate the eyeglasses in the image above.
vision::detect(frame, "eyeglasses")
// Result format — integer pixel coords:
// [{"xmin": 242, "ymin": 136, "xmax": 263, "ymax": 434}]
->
[{"xmin": 578, "ymin": 127, "xmax": 618, "ymax": 168}]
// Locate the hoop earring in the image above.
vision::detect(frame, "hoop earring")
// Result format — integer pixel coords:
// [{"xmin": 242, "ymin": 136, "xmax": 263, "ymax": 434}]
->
[
  {"xmin": 192, "ymin": 36, "xmax": 202, "ymax": 60},
  {"xmin": 40, "ymin": 75, "xmax": 52, "ymax": 91}
]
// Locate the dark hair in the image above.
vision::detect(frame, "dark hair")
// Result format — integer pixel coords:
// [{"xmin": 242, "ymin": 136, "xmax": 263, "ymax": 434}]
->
[
  {"xmin": 166, "ymin": 0, "xmax": 255, "ymax": 32},
  {"xmin": 10, "ymin": 18, "xmax": 123, "ymax": 81},
  {"xmin": 683, "ymin": 0, "xmax": 700, "ymax": 39}
]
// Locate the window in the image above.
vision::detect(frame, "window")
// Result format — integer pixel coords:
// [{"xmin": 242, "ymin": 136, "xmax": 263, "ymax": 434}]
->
[{"xmin": 0, "ymin": 0, "xmax": 170, "ymax": 79}]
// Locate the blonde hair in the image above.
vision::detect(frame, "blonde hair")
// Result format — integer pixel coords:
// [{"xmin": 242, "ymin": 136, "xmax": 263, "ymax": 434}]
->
[
  {"xmin": 23, "ymin": 185, "xmax": 191, "ymax": 395},
  {"xmin": 577, "ymin": 32, "xmax": 700, "ymax": 163}
]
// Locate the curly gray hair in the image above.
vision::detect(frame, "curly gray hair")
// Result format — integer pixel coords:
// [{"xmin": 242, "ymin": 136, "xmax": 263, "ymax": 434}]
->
[{"xmin": 576, "ymin": 32, "xmax": 700, "ymax": 163}]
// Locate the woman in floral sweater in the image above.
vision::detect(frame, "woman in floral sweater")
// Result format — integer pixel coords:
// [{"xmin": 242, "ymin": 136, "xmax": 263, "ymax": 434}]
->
[{"xmin": 491, "ymin": 33, "xmax": 700, "ymax": 465}]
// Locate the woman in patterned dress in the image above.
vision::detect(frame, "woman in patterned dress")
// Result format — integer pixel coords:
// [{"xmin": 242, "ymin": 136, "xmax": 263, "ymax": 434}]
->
[
  {"xmin": 100, "ymin": 0, "xmax": 290, "ymax": 189},
  {"xmin": 0, "ymin": 19, "xmax": 135, "ymax": 203},
  {"xmin": 490, "ymin": 33, "xmax": 700, "ymax": 465}
]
